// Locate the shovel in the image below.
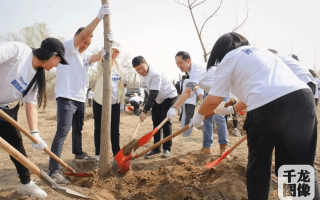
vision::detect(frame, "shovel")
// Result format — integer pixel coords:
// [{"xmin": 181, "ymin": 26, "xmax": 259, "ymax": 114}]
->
[
  {"xmin": 113, "ymin": 116, "xmax": 169, "ymax": 171},
  {"xmin": 118, "ymin": 101, "xmax": 236, "ymax": 174},
  {"xmin": 0, "ymin": 109, "xmax": 93, "ymax": 178},
  {"xmin": 0, "ymin": 136, "xmax": 90, "ymax": 199},
  {"xmin": 204, "ymin": 135, "xmax": 247, "ymax": 168}
]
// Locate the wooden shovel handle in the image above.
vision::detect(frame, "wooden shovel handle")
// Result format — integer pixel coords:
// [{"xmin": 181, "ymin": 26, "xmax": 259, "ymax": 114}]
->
[
  {"xmin": 132, "ymin": 100, "xmax": 235, "ymax": 160},
  {"xmin": 131, "ymin": 121, "xmax": 141, "ymax": 138},
  {"xmin": 0, "ymin": 137, "xmax": 41, "ymax": 177},
  {"xmin": 0, "ymin": 109, "xmax": 75, "ymax": 173}
]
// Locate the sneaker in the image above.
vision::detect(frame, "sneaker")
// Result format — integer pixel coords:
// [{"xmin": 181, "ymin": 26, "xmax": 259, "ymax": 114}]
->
[
  {"xmin": 96, "ymin": 155, "xmax": 100, "ymax": 161},
  {"xmin": 50, "ymin": 170, "xmax": 70, "ymax": 185},
  {"xmin": 74, "ymin": 152, "xmax": 96, "ymax": 161},
  {"xmin": 220, "ymin": 144, "xmax": 231, "ymax": 159},
  {"xmin": 200, "ymin": 147, "xmax": 212, "ymax": 154},
  {"xmin": 162, "ymin": 150, "xmax": 171, "ymax": 158},
  {"xmin": 145, "ymin": 149, "xmax": 161, "ymax": 158},
  {"xmin": 232, "ymin": 128, "xmax": 241, "ymax": 137},
  {"xmin": 17, "ymin": 180, "xmax": 47, "ymax": 198}
]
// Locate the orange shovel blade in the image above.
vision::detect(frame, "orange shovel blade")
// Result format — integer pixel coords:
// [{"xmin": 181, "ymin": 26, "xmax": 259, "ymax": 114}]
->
[
  {"xmin": 204, "ymin": 149, "xmax": 231, "ymax": 168},
  {"xmin": 137, "ymin": 127, "xmax": 159, "ymax": 147},
  {"xmin": 120, "ymin": 160, "xmax": 132, "ymax": 174}
]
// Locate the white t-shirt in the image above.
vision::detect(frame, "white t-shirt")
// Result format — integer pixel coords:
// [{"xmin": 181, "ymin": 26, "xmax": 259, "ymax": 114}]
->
[
  {"xmin": 277, "ymin": 53, "xmax": 317, "ymax": 98},
  {"xmin": 111, "ymin": 64, "xmax": 120, "ymax": 104},
  {"xmin": 55, "ymin": 38, "xmax": 92, "ymax": 102},
  {"xmin": 187, "ymin": 62, "xmax": 218, "ymax": 93},
  {"xmin": 129, "ymin": 96, "xmax": 143, "ymax": 103},
  {"xmin": 87, "ymin": 91, "xmax": 93, "ymax": 99},
  {"xmin": 183, "ymin": 79, "xmax": 204, "ymax": 105},
  {"xmin": 0, "ymin": 42, "xmax": 37, "ymax": 107},
  {"xmin": 140, "ymin": 64, "xmax": 177, "ymax": 104},
  {"xmin": 124, "ymin": 88, "xmax": 127, "ymax": 95},
  {"xmin": 208, "ymin": 46, "xmax": 309, "ymax": 111}
]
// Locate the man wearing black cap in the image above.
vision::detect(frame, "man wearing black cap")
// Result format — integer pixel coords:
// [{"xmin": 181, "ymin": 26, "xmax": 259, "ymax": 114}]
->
[{"xmin": 48, "ymin": 4, "xmax": 112, "ymax": 184}]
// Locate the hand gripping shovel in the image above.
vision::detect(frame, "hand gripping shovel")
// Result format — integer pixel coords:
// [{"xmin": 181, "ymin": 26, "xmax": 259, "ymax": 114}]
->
[
  {"xmin": 0, "ymin": 137, "xmax": 90, "ymax": 199},
  {"xmin": 113, "ymin": 116, "xmax": 170, "ymax": 171},
  {"xmin": 118, "ymin": 101, "xmax": 236, "ymax": 174},
  {"xmin": 0, "ymin": 110, "xmax": 93, "ymax": 178},
  {"xmin": 204, "ymin": 135, "xmax": 247, "ymax": 168}
]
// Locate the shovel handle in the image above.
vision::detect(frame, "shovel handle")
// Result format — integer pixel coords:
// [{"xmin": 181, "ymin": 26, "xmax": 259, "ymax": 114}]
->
[
  {"xmin": 132, "ymin": 101, "xmax": 235, "ymax": 160},
  {"xmin": 0, "ymin": 109, "xmax": 75, "ymax": 173},
  {"xmin": 0, "ymin": 137, "xmax": 41, "ymax": 177},
  {"xmin": 131, "ymin": 121, "xmax": 141, "ymax": 138}
]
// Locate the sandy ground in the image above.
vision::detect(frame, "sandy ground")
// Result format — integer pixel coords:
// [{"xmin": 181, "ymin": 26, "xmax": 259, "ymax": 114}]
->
[{"xmin": 0, "ymin": 100, "xmax": 319, "ymax": 200}]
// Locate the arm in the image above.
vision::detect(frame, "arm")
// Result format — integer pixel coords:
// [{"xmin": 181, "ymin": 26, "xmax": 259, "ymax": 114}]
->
[
  {"xmin": 233, "ymin": 101, "xmax": 247, "ymax": 112},
  {"xmin": 90, "ymin": 51, "xmax": 102, "ymax": 63},
  {"xmin": 171, "ymin": 87, "xmax": 192, "ymax": 108},
  {"xmin": 74, "ymin": 18, "xmax": 101, "ymax": 49},
  {"xmin": 198, "ymin": 95, "xmax": 223, "ymax": 116},
  {"xmin": 26, "ymin": 102, "xmax": 38, "ymax": 131},
  {"xmin": 143, "ymin": 90, "xmax": 159, "ymax": 112},
  {"xmin": 198, "ymin": 94, "xmax": 203, "ymax": 102}
]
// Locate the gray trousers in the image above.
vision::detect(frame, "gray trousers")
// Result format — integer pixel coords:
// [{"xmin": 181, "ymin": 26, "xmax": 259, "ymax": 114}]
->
[{"xmin": 49, "ymin": 97, "xmax": 85, "ymax": 175}]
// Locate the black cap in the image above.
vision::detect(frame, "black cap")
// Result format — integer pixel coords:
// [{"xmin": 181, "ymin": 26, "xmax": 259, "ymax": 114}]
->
[{"xmin": 40, "ymin": 37, "xmax": 69, "ymax": 65}]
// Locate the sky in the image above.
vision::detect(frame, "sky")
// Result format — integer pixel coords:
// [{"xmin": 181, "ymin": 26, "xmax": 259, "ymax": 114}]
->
[{"xmin": 1, "ymin": 0, "xmax": 320, "ymax": 81}]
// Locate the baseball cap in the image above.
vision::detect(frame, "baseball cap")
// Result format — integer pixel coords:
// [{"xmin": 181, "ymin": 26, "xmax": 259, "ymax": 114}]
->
[
  {"xmin": 111, "ymin": 42, "xmax": 121, "ymax": 52},
  {"xmin": 40, "ymin": 38, "xmax": 69, "ymax": 65}
]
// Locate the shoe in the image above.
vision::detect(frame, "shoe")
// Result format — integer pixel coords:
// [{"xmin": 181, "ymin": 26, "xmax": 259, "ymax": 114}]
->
[
  {"xmin": 220, "ymin": 144, "xmax": 231, "ymax": 159},
  {"xmin": 17, "ymin": 180, "xmax": 47, "ymax": 198},
  {"xmin": 145, "ymin": 149, "xmax": 161, "ymax": 157},
  {"xmin": 232, "ymin": 128, "xmax": 241, "ymax": 137},
  {"xmin": 96, "ymin": 155, "xmax": 100, "ymax": 161},
  {"xmin": 50, "ymin": 170, "xmax": 70, "ymax": 185},
  {"xmin": 162, "ymin": 150, "xmax": 171, "ymax": 158},
  {"xmin": 74, "ymin": 152, "xmax": 96, "ymax": 161},
  {"xmin": 200, "ymin": 147, "xmax": 212, "ymax": 154}
]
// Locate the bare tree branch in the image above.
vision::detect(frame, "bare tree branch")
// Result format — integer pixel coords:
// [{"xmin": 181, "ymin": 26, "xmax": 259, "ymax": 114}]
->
[
  {"xmin": 191, "ymin": 0, "xmax": 206, "ymax": 9},
  {"xmin": 174, "ymin": 0, "xmax": 189, "ymax": 8},
  {"xmin": 232, "ymin": 0, "xmax": 249, "ymax": 32},
  {"xmin": 199, "ymin": 0, "xmax": 223, "ymax": 36}
]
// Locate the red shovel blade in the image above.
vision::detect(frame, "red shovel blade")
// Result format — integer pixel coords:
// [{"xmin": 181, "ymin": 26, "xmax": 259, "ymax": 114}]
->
[
  {"xmin": 128, "ymin": 106, "xmax": 133, "ymax": 111},
  {"xmin": 137, "ymin": 128, "xmax": 159, "ymax": 147},
  {"xmin": 115, "ymin": 150, "xmax": 133, "ymax": 170},
  {"xmin": 120, "ymin": 160, "xmax": 132, "ymax": 174},
  {"xmin": 204, "ymin": 150, "xmax": 231, "ymax": 168}
]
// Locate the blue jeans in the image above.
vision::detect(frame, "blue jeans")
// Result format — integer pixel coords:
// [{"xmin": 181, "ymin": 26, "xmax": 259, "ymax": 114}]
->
[
  {"xmin": 202, "ymin": 93, "xmax": 229, "ymax": 148},
  {"xmin": 203, "ymin": 114, "xmax": 228, "ymax": 147}
]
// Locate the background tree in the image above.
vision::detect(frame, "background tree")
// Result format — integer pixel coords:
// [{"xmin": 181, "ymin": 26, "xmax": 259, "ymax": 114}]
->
[{"xmin": 175, "ymin": 0, "xmax": 249, "ymax": 62}]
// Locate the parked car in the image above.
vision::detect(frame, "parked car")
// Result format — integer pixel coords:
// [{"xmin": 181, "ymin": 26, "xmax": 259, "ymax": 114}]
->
[{"xmin": 125, "ymin": 88, "xmax": 145, "ymax": 104}]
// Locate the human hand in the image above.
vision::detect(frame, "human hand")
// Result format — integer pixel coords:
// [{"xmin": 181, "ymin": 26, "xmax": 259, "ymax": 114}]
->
[
  {"xmin": 189, "ymin": 112, "xmax": 205, "ymax": 128},
  {"xmin": 214, "ymin": 101, "xmax": 235, "ymax": 115},
  {"xmin": 167, "ymin": 107, "xmax": 176, "ymax": 121},
  {"xmin": 31, "ymin": 130, "xmax": 47, "ymax": 150},
  {"xmin": 97, "ymin": 4, "xmax": 111, "ymax": 20}
]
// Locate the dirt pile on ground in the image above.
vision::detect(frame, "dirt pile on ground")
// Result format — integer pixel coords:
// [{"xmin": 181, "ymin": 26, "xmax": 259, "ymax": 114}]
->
[{"xmin": 83, "ymin": 154, "xmax": 248, "ymax": 200}]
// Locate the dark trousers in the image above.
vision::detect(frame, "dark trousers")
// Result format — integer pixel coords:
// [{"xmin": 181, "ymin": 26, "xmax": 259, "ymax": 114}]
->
[
  {"xmin": 244, "ymin": 89, "xmax": 319, "ymax": 200},
  {"xmin": 0, "ymin": 121, "xmax": 31, "ymax": 184},
  {"xmin": 49, "ymin": 97, "xmax": 85, "ymax": 175},
  {"xmin": 183, "ymin": 104, "xmax": 196, "ymax": 126},
  {"xmin": 130, "ymin": 101, "xmax": 140, "ymax": 116},
  {"xmin": 152, "ymin": 96, "xmax": 177, "ymax": 151},
  {"xmin": 93, "ymin": 100, "xmax": 120, "ymax": 156}
]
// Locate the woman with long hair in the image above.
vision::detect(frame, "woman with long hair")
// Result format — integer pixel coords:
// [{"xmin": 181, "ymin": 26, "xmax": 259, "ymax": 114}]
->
[
  {"xmin": 0, "ymin": 37, "xmax": 68, "ymax": 198},
  {"xmin": 190, "ymin": 32, "xmax": 319, "ymax": 199}
]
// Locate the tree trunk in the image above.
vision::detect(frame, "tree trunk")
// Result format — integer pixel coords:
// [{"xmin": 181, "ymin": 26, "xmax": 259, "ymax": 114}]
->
[{"xmin": 98, "ymin": 0, "xmax": 112, "ymax": 177}]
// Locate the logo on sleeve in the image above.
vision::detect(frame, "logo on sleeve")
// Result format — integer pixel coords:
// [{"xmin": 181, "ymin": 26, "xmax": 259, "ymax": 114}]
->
[{"xmin": 241, "ymin": 47, "xmax": 257, "ymax": 55}]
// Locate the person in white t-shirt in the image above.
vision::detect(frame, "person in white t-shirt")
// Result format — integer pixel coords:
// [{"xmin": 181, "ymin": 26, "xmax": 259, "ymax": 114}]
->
[
  {"xmin": 180, "ymin": 79, "xmax": 204, "ymax": 137},
  {"xmin": 87, "ymin": 88, "xmax": 94, "ymax": 107},
  {"xmin": 49, "ymin": 4, "xmax": 111, "ymax": 184},
  {"xmin": 189, "ymin": 32, "xmax": 319, "ymax": 199},
  {"xmin": 166, "ymin": 51, "xmax": 229, "ymax": 156},
  {"xmin": 269, "ymin": 49, "xmax": 318, "ymax": 106},
  {"xmin": 92, "ymin": 42, "xmax": 125, "ymax": 161},
  {"xmin": 132, "ymin": 56, "xmax": 178, "ymax": 158},
  {"xmin": 0, "ymin": 37, "xmax": 69, "ymax": 198},
  {"xmin": 129, "ymin": 93, "xmax": 143, "ymax": 116},
  {"xmin": 309, "ymin": 69, "xmax": 320, "ymax": 104}
]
